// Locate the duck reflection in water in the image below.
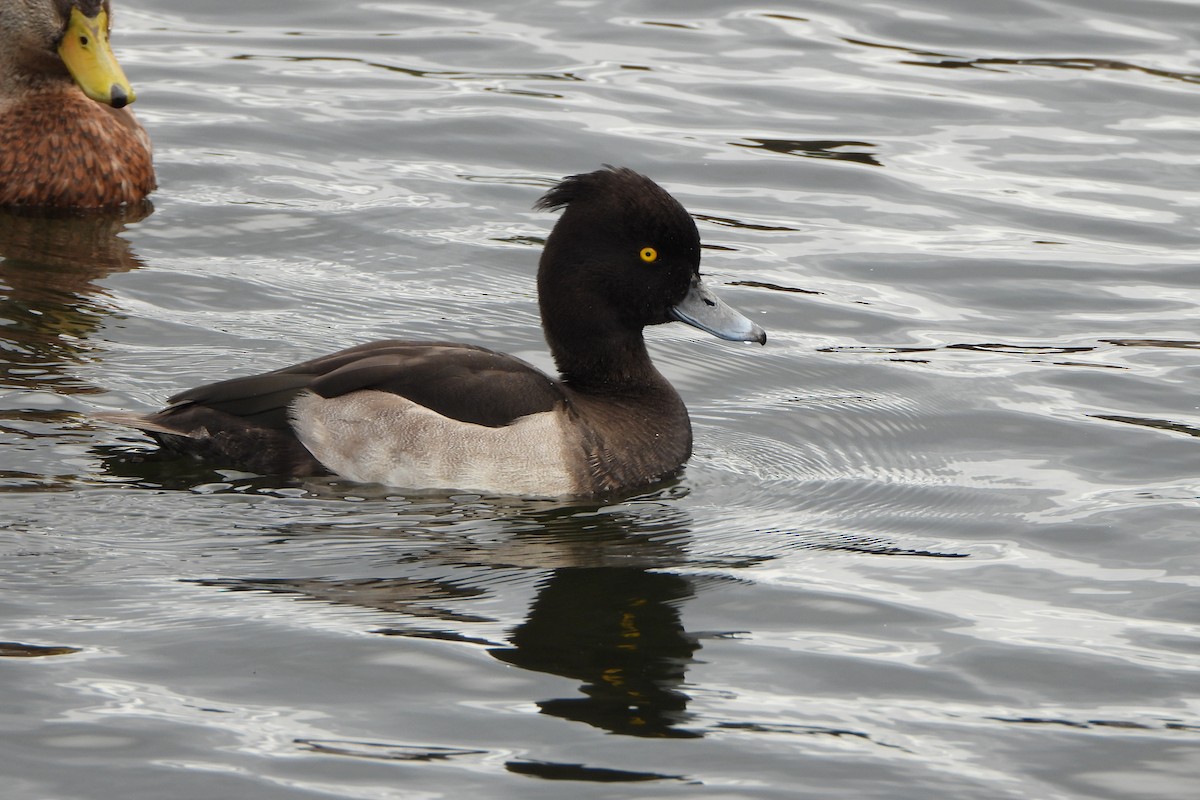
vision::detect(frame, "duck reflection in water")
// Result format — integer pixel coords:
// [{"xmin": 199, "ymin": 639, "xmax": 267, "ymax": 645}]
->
[
  {"xmin": 491, "ymin": 565, "xmax": 702, "ymax": 738},
  {"xmin": 196, "ymin": 497, "xmax": 718, "ymax": 741},
  {"xmin": 0, "ymin": 207, "xmax": 147, "ymax": 393}
]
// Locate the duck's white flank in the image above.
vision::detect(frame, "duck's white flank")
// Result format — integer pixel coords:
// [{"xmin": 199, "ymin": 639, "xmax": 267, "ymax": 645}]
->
[{"xmin": 290, "ymin": 390, "xmax": 578, "ymax": 496}]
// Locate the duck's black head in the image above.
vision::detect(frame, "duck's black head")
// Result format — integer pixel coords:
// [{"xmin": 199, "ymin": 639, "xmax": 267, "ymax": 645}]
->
[
  {"xmin": 537, "ymin": 169, "xmax": 763, "ymax": 391},
  {"xmin": 536, "ymin": 166, "xmax": 702, "ymax": 335},
  {"xmin": 535, "ymin": 167, "xmax": 763, "ymax": 387}
]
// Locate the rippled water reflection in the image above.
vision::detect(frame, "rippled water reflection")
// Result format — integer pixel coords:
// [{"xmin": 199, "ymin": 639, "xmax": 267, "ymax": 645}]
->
[{"xmin": 3, "ymin": 0, "xmax": 1199, "ymax": 798}]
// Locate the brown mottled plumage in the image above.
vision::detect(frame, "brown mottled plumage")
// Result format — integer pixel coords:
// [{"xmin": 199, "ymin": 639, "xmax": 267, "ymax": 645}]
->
[{"xmin": 0, "ymin": 0, "xmax": 155, "ymax": 208}]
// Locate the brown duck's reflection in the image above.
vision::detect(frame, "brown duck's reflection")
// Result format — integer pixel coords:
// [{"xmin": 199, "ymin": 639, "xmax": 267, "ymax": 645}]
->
[{"xmin": 0, "ymin": 206, "xmax": 149, "ymax": 393}]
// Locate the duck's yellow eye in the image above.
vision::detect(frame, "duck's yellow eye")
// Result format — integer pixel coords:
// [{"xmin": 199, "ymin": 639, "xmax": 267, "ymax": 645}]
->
[{"xmin": 639, "ymin": 247, "xmax": 658, "ymax": 263}]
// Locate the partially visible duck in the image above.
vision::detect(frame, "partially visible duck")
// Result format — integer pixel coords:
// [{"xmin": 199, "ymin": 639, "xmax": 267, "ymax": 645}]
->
[
  {"xmin": 103, "ymin": 167, "xmax": 766, "ymax": 497},
  {"xmin": 0, "ymin": 0, "xmax": 155, "ymax": 208}
]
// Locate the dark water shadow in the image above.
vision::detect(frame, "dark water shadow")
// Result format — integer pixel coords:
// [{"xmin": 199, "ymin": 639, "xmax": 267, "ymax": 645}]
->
[
  {"xmin": 731, "ymin": 138, "xmax": 882, "ymax": 167},
  {"xmin": 232, "ymin": 53, "xmax": 585, "ymax": 86},
  {"xmin": 505, "ymin": 759, "xmax": 689, "ymax": 783},
  {"xmin": 841, "ymin": 36, "xmax": 1200, "ymax": 85},
  {"xmin": 0, "ymin": 207, "xmax": 150, "ymax": 394},
  {"xmin": 909, "ymin": 54, "xmax": 1200, "ymax": 85},
  {"xmin": 0, "ymin": 641, "xmax": 83, "ymax": 658},
  {"xmin": 1092, "ymin": 414, "xmax": 1200, "ymax": 441},
  {"xmin": 91, "ymin": 441, "xmax": 301, "ymax": 492},
  {"xmin": 820, "ymin": 340, "xmax": 1129, "ymax": 370}
]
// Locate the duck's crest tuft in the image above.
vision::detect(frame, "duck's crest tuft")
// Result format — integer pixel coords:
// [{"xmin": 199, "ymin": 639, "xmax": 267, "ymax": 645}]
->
[{"xmin": 534, "ymin": 165, "xmax": 646, "ymax": 213}]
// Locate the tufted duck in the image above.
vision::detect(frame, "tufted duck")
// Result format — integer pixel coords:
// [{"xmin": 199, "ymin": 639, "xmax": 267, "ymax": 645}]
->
[{"xmin": 102, "ymin": 167, "xmax": 765, "ymax": 496}]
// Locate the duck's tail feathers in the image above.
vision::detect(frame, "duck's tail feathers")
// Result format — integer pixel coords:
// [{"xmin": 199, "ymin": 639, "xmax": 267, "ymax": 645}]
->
[{"xmin": 95, "ymin": 411, "xmax": 200, "ymax": 439}]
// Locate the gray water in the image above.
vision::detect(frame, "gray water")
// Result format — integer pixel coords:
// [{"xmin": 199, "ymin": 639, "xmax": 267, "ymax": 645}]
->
[{"xmin": 3, "ymin": 1, "xmax": 1199, "ymax": 797}]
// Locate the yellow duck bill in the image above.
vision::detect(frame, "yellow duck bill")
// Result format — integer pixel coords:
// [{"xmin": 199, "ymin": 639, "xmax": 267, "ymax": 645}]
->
[{"xmin": 58, "ymin": 7, "xmax": 136, "ymax": 108}]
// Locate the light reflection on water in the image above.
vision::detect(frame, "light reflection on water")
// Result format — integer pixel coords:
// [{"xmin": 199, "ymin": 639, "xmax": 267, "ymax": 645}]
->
[{"xmin": 3, "ymin": 0, "xmax": 1200, "ymax": 797}]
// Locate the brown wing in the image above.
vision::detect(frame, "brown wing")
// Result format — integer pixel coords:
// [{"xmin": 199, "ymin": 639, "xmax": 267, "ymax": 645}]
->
[
  {"xmin": 111, "ymin": 340, "xmax": 570, "ymax": 477},
  {"xmin": 165, "ymin": 340, "xmax": 567, "ymax": 430}
]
